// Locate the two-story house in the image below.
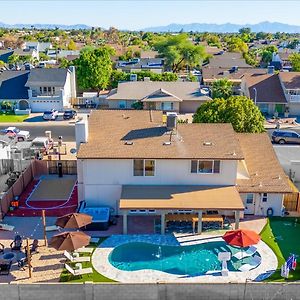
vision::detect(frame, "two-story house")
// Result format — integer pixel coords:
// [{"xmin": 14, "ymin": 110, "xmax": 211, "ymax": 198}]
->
[
  {"xmin": 76, "ymin": 110, "xmax": 292, "ymax": 234},
  {"xmin": 107, "ymin": 81, "xmax": 212, "ymax": 113},
  {"xmin": 0, "ymin": 67, "xmax": 76, "ymax": 112}
]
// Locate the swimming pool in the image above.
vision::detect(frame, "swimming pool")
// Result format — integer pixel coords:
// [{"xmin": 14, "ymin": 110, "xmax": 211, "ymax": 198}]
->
[{"xmin": 109, "ymin": 241, "xmax": 258, "ymax": 276}]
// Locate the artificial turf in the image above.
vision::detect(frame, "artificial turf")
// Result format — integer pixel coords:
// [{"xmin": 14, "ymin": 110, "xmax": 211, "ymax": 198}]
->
[
  {"xmin": 59, "ymin": 238, "xmax": 116, "ymax": 283},
  {"xmin": 260, "ymin": 217, "xmax": 300, "ymax": 281}
]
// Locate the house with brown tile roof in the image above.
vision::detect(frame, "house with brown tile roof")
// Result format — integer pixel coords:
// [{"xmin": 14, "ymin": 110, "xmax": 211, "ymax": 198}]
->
[
  {"xmin": 241, "ymin": 73, "xmax": 288, "ymax": 115},
  {"xmin": 75, "ymin": 110, "xmax": 291, "ymax": 234},
  {"xmin": 206, "ymin": 52, "xmax": 253, "ymax": 69},
  {"xmin": 107, "ymin": 81, "xmax": 212, "ymax": 113}
]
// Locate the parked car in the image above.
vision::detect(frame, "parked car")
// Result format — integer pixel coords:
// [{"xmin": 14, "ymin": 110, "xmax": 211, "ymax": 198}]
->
[
  {"xmin": 0, "ymin": 127, "xmax": 30, "ymax": 141},
  {"xmin": 272, "ymin": 130, "xmax": 300, "ymax": 144},
  {"xmin": 63, "ymin": 110, "xmax": 77, "ymax": 120},
  {"xmin": 31, "ymin": 137, "xmax": 53, "ymax": 153},
  {"xmin": 43, "ymin": 110, "xmax": 58, "ymax": 121}
]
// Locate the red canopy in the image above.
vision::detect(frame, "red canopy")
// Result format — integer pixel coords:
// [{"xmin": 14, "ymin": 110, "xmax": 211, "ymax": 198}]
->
[{"xmin": 222, "ymin": 229, "xmax": 260, "ymax": 248}]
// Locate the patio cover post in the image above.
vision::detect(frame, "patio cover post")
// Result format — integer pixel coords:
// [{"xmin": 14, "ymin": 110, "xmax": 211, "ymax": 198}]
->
[
  {"xmin": 235, "ymin": 211, "xmax": 240, "ymax": 230},
  {"xmin": 197, "ymin": 210, "xmax": 203, "ymax": 234},
  {"xmin": 161, "ymin": 212, "xmax": 165, "ymax": 235},
  {"xmin": 123, "ymin": 211, "xmax": 128, "ymax": 234}
]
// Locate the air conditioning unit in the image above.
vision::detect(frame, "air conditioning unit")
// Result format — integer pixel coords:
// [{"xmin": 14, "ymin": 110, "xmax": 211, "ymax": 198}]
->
[{"xmin": 130, "ymin": 74, "xmax": 137, "ymax": 81}]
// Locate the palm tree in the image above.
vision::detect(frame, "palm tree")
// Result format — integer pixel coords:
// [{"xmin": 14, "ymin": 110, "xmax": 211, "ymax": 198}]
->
[{"xmin": 212, "ymin": 78, "xmax": 233, "ymax": 100}]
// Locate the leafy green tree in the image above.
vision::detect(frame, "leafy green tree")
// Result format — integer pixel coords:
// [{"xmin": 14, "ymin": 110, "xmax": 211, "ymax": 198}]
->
[
  {"xmin": 59, "ymin": 57, "xmax": 71, "ymax": 68},
  {"xmin": 75, "ymin": 46, "xmax": 114, "ymax": 92},
  {"xmin": 260, "ymin": 45, "xmax": 278, "ymax": 64},
  {"xmin": 39, "ymin": 52, "xmax": 50, "ymax": 61},
  {"xmin": 226, "ymin": 37, "xmax": 248, "ymax": 53},
  {"xmin": 239, "ymin": 27, "xmax": 251, "ymax": 35},
  {"xmin": 154, "ymin": 34, "xmax": 207, "ymax": 72},
  {"xmin": 193, "ymin": 96, "xmax": 265, "ymax": 133},
  {"xmin": 8, "ymin": 54, "xmax": 20, "ymax": 69},
  {"xmin": 212, "ymin": 78, "xmax": 233, "ymax": 99},
  {"xmin": 67, "ymin": 39, "xmax": 77, "ymax": 50},
  {"xmin": 289, "ymin": 53, "xmax": 300, "ymax": 71},
  {"xmin": 0, "ymin": 60, "xmax": 5, "ymax": 68}
]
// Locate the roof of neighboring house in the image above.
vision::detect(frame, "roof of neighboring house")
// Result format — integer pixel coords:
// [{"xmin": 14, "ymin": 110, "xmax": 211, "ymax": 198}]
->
[
  {"xmin": 0, "ymin": 70, "xmax": 29, "ymax": 99},
  {"xmin": 279, "ymin": 72, "xmax": 300, "ymax": 89},
  {"xmin": 116, "ymin": 58, "xmax": 164, "ymax": 70},
  {"xmin": 140, "ymin": 50, "xmax": 159, "ymax": 59},
  {"xmin": 278, "ymin": 52, "xmax": 291, "ymax": 61},
  {"xmin": 25, "ymin": 68, "xmax": 68, "ymax": 87},
  {"xmin": 236, "ymin": 133, "xmax": 292, "ymax": 193},
  {"xmin": 243, "ymin": 73, "xmax": 287, "ymax": 103},
  {"xmin": 13, "ymin": 49, "xmax": 36, "ymax": 57},
  {"xmin": 207, "ymin": 52, "xmax": 252, "ymax": 69},
  {"xmin": 202, "ymin": 67, "xmax": 267, "ymax": 82},
  {"xmin": 119, "ymin": 185, "xmax": 244, "ymax": 210},
  {"xmin": 107, "ymin": 81, "xmax": 212, "ymax": 102},
  {"xmin": 77, "ymin": 110, "xmax": 244, "ymax": 160}
]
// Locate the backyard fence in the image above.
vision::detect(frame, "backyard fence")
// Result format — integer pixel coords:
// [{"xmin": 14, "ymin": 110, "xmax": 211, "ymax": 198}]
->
[
  {"xmin": 47, "ymin": 160, "xmax": 77, "ymax": 175},
  {"xmin": 0, "ymin": 282, "xmax": 299, "ymax": 300},
  {"xmin": 284, "ymin": 192, "xmax": 299, "ymax": 211}
]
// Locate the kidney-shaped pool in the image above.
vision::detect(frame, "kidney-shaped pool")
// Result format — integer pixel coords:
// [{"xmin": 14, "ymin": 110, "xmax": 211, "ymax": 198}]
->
[{"xmin": 109, "ymin": 241, "xmax": 259, "ymax": 276}]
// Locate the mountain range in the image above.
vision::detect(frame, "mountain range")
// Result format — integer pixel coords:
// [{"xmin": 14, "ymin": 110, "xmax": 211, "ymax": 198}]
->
[
  {"xmin": 0, "ymin": 22, "xmax": 91, "ymax": 30},
  {"xmin": 141, "ymin": 22, "xmax": 300, "ymax": 33}
]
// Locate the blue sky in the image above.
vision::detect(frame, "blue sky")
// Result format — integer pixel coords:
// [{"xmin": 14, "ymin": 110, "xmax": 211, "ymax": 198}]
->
[{"xmin": 1, "ymin": 1, "xmax": 300, "ymax": 30}]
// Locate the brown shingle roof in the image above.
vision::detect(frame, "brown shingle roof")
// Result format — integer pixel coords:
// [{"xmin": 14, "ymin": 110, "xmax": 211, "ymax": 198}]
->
[
  {"xmin": 236, "ymin": 133, "xmax": 292, "ymax": 193},
  {"xmin": 244, "ymin": 73, "xmax": 287, "ymax": 104},
  {"xmin": 208, "ymin": 52, "xmax": 252, "ymax": 69},
  {"xmin": 77, "ymin": 110, "xmax": 244, "ymax": 160},
  {"xmin": 279, "ymin": 72, "xmax": 300, "ymax": 89}
]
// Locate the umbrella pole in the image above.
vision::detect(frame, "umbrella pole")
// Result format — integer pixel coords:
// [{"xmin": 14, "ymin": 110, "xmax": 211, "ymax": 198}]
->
[
  {"xmin": 26, "ymin": 238, "xmax": 32, "ymax": 278},
  {"xmin": 42, "ymin": 210, "xmax": 47, "ymax": 246}
]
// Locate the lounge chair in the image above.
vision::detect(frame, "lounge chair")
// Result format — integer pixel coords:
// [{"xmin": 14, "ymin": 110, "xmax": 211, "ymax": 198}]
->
[
  {"xmin": 238, "ymin": 255, "xmax": 262, "ymax": 272},
  {"xmin": 233, "ymin": 246, "xmax": 257, "ymax": 260},
  {"xmin": 64, "ymin": 250, "xmax": 90, "ymax": 263},
  {"xmin": 25, "ymin": 239, "xmax": 39, "ymax": 254},
  {"xmin": 46, "ymin": 225, "xmax": 60, "ymax": 232},
  {"xmin": 65, "ymin": 263, "xmax": 93, "ymax": 276},
  {"xmin": 17, "ymin": 257, "xmax": 28, "ymax": 270},
  {"xmin": 10, "ymin": 235, "xmax": 22, "ymax": 251},
  {"xmin": 74, "ymin": 247, "xmax": 93, "ymax": 254},
  {"xmin": 0, "ymin": 224, "xmax": 15, "ymax": 231}
]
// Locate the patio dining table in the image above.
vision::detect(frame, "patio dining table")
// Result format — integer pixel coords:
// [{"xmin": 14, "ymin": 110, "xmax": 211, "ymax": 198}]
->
[{"xmin": 192, "ymin": 215, "xmax": 224, "ymax": 232}]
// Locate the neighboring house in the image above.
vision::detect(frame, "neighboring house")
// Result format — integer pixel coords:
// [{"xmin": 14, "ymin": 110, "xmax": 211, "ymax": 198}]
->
[
  {"xmin": 75, "ymin": 110, "xmax": 291, "ymax": 234},
  {"xmin": 241, "ymin": 72, "xmax": 288, "ymax": 115},
  {"xmin": 0, "ymin": 67, "xmax": 76, "ymax": 112},
  {"xmin": 279, "ymin": 72, "xmax": 300, "ymax": 115},
  {"xmin": 202, "ymin": 67, "xmax": 267, "ymax": 94},
  {"xmin": 13, "ymin": 49, "xmax": 39, "ymax": 61},
  {"xmin": 47, "ymin": 49, "xmax": 80, "ymax": 59},
  {"xmin": 206, "ymin": 52, "xmax": 253, "ymax": 69},
  {"xmin": 107, "ymin": 81, "xmax": 211, "ymax": 113},
  {"xmin": 23, "ymin": 42, "xmax": 53, "ymax": 53},
  {"xmin": 115, "ymin": 58, "xmax": 164, "ymax": 74}
]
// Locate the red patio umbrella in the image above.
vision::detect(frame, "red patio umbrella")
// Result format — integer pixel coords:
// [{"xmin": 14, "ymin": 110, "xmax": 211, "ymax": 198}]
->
[{"xmin": 222, "ymin": 229, "xmax": 260, "ymax": 248}]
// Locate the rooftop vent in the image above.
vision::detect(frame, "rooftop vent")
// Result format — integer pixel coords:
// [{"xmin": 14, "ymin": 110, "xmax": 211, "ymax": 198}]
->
[
  {"xmin": 203, "ymin": 142, "xmax": 213, "ymax": 146},
  {"xmin": 124, "ymin": 141, "xmax": 133, "ymax": 145},
  {"xmin": 166, "ymin": 112, "xmax": 177, "ymax": 131}
]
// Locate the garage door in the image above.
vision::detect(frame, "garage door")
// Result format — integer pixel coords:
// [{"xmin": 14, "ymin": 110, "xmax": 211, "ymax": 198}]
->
[{"xmin": 30, "ymin": 100, "xmax": 63, "ymax": 112}]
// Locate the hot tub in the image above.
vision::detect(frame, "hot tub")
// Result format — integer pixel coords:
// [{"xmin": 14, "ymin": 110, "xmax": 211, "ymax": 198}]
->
[{"xmin": 79, "ymin": 202, "xmax": 110, "ymax": 231}]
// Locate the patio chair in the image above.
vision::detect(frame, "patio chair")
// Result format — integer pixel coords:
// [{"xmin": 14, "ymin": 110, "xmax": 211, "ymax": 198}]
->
[
  {"xmin": 64, "ymin": 250, "xmax": 90, "ymax": 263},
  {"xmin": 0, "ymin": 260, "xmax": 12, "ymax": 275},
  {"xmin": 46, "ymin": 225, "xmax": 60, "ymax": 232},
  {"xmin": 233, "ymin": 246, "xmax": 257, "ymax": 260},
  {"xmin": 0, "ymin": 223, "xmax": 15, "ymax": 231},
  {"xmin": 10, "ymin": 235, "xmax": 23, "ymax": 251},
  {"xmin": 238, "ymin": 255, "xmax": 262, "ymax": 272},
  {"xmin": 17, "ymin": 257, "xmax": 28, "ymax": 270},
  {"xmin": 65, "ymin": 263, "xmax": 93, "ymax": 277},
  {"xmin": 74, "ymin": 247, "xmax": 94, "ymax": 254},
  {"xmin": 25, "ymin": 239, "xmax": 39, "ymax": 255}
]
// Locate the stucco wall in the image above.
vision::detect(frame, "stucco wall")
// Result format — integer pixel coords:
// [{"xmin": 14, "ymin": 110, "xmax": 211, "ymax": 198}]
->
[{"xmin": 179, "ymin": 101, "xmax": 202, "ymax": 113}]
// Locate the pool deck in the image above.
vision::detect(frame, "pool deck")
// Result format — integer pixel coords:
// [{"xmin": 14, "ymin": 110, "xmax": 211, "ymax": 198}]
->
[{"xmin": 92, "ymin": 233, "xmax": 278, "ymax": 283}]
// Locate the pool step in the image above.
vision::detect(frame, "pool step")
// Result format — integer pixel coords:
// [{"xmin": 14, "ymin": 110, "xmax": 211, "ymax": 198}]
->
[{"xmin": 175, "ymin": 234, "xmax": 222, "ymax": 246}]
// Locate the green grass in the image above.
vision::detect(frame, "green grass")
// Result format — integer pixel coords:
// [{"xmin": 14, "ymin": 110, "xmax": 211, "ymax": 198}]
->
[
  {"xmin": 59, "ymin": 238, "xmax": 116, "ymax": 283},
  {"xmin": 0, "ymin": 112, "xmax": 28, "ymax": 122},
  {"xmin": 260, "ymin": 217, "xmax": 300, "ymax": 281}
]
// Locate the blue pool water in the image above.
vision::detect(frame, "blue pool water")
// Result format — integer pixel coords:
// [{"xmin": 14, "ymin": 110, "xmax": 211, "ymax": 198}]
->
[{"xmin": 109, "ymin": 241, "xmax": 256, "ymax": 276}]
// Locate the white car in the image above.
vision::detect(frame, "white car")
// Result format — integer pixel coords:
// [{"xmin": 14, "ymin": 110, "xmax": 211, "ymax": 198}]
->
[
  {"xmin": 43, "ymin": 110, "xmax": 59, "ymax": 121},
  {"xmin": 1, "ymin": 127, "xmax": 30, "ymax": 141}
]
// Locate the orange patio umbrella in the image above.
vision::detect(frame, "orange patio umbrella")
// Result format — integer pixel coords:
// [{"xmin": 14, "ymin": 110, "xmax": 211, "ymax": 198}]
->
[
  {"xmin": 55, "ymin": 213, "xmax": 92, "ymax": 229},
  {"xmin": 49, "ymin": 231, "xmax": 90, "ymax": 251},
  {"xmin": 222, "ymin": 229, "xmax": 260, "ymax": 248}
]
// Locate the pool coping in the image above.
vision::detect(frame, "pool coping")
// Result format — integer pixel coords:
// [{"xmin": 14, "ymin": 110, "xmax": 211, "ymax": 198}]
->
[{"xmin": 91, "ymin": 234, "xmax": 278, "ymax": 283}]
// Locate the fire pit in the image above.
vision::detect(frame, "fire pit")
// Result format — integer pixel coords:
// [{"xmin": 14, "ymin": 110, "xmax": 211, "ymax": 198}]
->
[{"xmin": 2, "ymin": 252, "xmax": 15, "ymax": 261}]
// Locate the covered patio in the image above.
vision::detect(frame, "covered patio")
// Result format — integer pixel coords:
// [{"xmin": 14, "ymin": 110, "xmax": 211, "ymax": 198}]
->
[{"xmin": 119, "ymin": 185, "xmax": 245, "ymax": 234}]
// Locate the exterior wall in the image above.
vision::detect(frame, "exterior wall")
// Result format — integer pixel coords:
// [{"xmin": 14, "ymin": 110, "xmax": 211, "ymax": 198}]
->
[
  {"xmin": 79, "ymin": 158, "xmax": 238, "ymax": 210},
  {"xmin": 179, "ymin": 101, "xmax": 203, "ymax": 113},
  {"xmin": 62, "ymin": 71, "xmax": 72, "ymax": 107},
  {"xmin": 108, "ymin": 99, "xmax": 136, "ymax": 109},
  {"xmin": 288, "ymin": 102, "xmax": 300, "ymax": 116}
]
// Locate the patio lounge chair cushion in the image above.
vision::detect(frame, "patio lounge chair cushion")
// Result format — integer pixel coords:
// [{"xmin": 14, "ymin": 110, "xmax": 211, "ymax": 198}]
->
[
  {"xmin": 238, "ymin": 255, "xmax": 262, "ymax": 272},
  {"xmin": 46, "ymin": 225, "xmax": 60, "ymax": 232},
  {"xmin": 75, "ymin": 247, "xmax": 93, "ymax": 254},
  {"xmin": 65, "ymin": 263, "xmax": 93, "ymax": 276},
  {"xmin": 64, "ymin": 251, "xmax": 90, "ymax": 263},
  {"xmin": 233, "ymin": 246, "xmax": 257, "ymax": 260}
]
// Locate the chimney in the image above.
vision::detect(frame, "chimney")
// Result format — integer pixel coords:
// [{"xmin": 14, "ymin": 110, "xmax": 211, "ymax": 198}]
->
[
  {"xmin": 166, "ymin": 112, "xmax": 177, "ymax": 131},
  {"xmin": 267, "ymin": 65, "xmax": 275, "ymax": 75},
  {"xmin": 75, "ymin": 115, "xmax": 89, "ymax": 150}
]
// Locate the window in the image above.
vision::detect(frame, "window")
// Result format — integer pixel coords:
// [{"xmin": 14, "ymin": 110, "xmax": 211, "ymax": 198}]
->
[
  {"xmin": 39, "ymin": 87, "xmax": 42, "ymax": 93},
  {"xmin": 262, "ymin": 193, "xmax": 268, "ymax": 202},
  {"xmin": 246, "ymin": 194, "xmax": 254, "ymax": 204},
  {"xmin": 43, "ymin": 87, "xmax": 47, "ymax": 93},
  {"xmin": 118, "ymin": 101, "xmax": 126, "ymax": 109},
  {"xmin": 191, "ymin": 160, "xmax": 220, "ymax": 174},
  {"xmin": 161, "ymin": 102, "xmax": 174, "ymax": 111},
  {"xmin": 133, "ymin": 159, "xmax": 155, "ymax": 176}
]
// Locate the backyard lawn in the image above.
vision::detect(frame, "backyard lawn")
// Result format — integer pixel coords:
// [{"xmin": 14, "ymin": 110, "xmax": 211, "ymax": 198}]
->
[
  {"xmin": 261, "ymin": 217, "xmax": 300, "ymax": 281},
  {"xmin": 59, "ymin": 238, "xmax": 116, "ymax": 283},
  {"xmin": 0, "ymin": 112, "xmax": 28, "ymax": 122}
]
